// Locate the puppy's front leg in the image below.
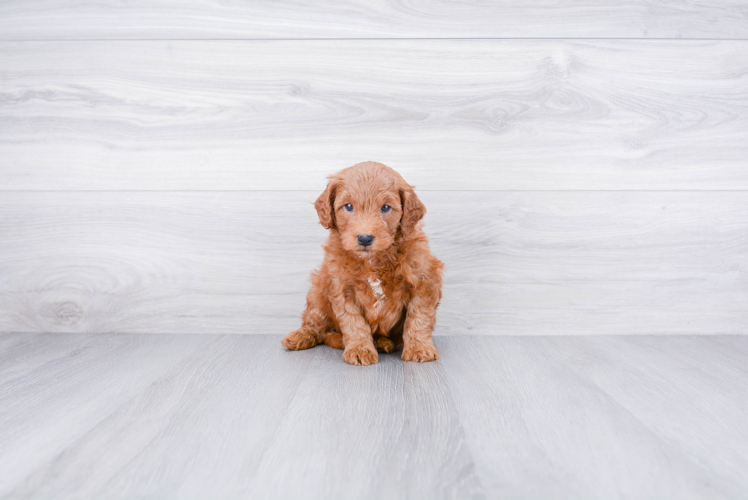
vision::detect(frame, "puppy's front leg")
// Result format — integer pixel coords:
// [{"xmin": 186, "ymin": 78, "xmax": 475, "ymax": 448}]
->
[
  {"xmin": 340, "ymin": 310, "xmax": 378, "ymax": 366},
  {"xmin": 402, "ymin": 292, "xmax": 440, "ymax": 363},
  {"xmin": 332, "ymin": 295, "xmax": 378, "ymax": 366}
]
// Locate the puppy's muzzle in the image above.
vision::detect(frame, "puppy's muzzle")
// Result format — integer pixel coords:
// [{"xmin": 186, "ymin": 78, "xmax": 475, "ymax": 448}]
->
[{"xmin": 357, "ymin": 234, "xmax": 374, "ymax": 247}]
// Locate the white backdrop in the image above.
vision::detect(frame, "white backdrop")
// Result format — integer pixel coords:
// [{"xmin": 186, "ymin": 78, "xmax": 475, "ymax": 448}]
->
[{"xmin": 1, "ymin": 2, "xmax": 746, "ymax": 335}]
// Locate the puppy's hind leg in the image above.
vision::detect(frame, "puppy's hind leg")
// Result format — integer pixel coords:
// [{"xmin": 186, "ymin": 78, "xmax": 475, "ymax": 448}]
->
[
  {"xmin": 282, "ymin": 307, "xmax": 330, "ymax": 351},
  {"xmin": 325, "ymin": 331, "xmax": 387, "ymax": 352},
  {"xmin": 323, "ymin": 331, "xmax": 344, "ymax": 350}
]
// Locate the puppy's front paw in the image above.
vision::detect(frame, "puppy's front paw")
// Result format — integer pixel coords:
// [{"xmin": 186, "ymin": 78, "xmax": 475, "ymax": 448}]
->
[
  {"xmin": 402, "ymin": 340, "xmax": 439, "ymax": 363},
  {"xmin": 343, "ymin": 343, "xmax": 379, "ymax": 366},
  {"xmin": 282, "ymin": 329, "xmax": 317, "ymax": 351}
]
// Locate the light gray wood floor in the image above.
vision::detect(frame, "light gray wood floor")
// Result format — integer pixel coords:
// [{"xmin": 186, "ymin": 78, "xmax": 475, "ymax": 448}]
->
[{"xmin": 1, "ymin": 333, "xmax": 746, "ymax": 499}]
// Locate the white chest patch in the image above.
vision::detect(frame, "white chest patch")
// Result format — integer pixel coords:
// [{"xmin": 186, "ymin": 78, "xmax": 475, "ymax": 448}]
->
[{"xmin": 367, "ymin": 277, "xmax": 386, "ymax": 315}]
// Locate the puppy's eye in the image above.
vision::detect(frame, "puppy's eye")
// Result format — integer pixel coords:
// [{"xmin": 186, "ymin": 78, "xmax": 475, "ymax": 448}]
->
[
  {"xmin": 381, "ymin": 205, "xmax": 391, "ymax": 214},
  {"xmin": 344, "ymin": 203, "xmax": 353, "ymax": 212}
]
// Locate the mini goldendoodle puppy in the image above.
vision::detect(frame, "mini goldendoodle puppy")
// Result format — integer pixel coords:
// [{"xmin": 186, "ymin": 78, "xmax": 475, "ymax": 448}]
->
[{"xmin": 282, "ymin": 161, "xmax": 444, "ymax": 366}]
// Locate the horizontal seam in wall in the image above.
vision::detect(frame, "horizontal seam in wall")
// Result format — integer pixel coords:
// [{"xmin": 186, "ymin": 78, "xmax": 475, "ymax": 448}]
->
[
  {"xmin": 3, "ymin": 189, "xmax": 748, "ymax": 194},
  {"xmin": 1, "ymin": 332, "xmax": 743, "ymax": 337},
  {"xmin": 1, "ymin": 37, "xmax": 747, "ymax": 42}
]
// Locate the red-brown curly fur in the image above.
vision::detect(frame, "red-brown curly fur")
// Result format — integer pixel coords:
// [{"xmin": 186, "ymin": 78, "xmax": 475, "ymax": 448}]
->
[{"xmin": 282, "ymin": 161, "xmax": 444, "ymax": 366}]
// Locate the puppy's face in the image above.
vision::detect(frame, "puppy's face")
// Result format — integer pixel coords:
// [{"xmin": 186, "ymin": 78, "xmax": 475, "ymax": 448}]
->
[
  {"xmin": 315, "ymin": 162, "xmax": 425, "ymax": 260},
  {"xmin": 333, "ymin": 181, "xmax": 402, "ymax": 257}
]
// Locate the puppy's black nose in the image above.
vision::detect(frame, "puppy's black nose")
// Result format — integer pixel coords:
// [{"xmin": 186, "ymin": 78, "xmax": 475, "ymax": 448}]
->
[{"xmin": 357, "ymin": 234, "xmax": 374, "ymax": 247}]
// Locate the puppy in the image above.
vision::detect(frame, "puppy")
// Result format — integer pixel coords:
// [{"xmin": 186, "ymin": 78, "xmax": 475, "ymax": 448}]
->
[{"xmin": 282, "ymin": 161, "xmax": 444, "ymax": 366}]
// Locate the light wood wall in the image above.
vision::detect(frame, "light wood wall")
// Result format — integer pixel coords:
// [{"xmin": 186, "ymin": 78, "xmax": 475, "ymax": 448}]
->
[{"xmin": 1, "ymin": 2, "xmax": 746, "ymax": 335}]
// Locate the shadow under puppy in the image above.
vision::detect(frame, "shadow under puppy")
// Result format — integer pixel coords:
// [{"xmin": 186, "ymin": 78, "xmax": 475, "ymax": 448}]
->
[{"xmin": 282, "ymin": 161, "xmax": 444, "ymax": 366}]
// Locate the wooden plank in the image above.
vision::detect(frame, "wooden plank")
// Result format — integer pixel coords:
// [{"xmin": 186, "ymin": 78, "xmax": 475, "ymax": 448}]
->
[
  {"xmin": 1, "ymin": 1, "xmax": 747, "ymax": 40},
  {"xmin": 0, "ymin": 334, "xmax": 317, "ymax": 499},
  {"xmin": 438, "ymin": 335, "xmax": 748, "ymax": 498},
  {"xmin": 2, "ymin": 40, "xmax": 747, "ymax": 191},
  {"xmin": 246, "ymin": 344, "xmax": 483, "ymax": 499},
  {"xmin": 2, "ymin": 333, "xmax": 746, "ymax": 498},
  {"xmin": 0, "ymin": 332, "xmax": 89, "ymax": 384},
  {"xmin": 0, "ymin": 333, "xmax": 217, "ymax": 496},
  {"xmin": 551, "ymin": 335, "xmax": 748, "ymax": 489},
  {"xmin": 0, "ymin": 191, "xmax": 745, "ymax": 335}
]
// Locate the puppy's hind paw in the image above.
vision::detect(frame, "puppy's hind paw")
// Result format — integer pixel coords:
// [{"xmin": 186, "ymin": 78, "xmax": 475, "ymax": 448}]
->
[
  {"xmin": 342, "ymin": 343, "xmax": 379, "ymax": 366},
  {"xmin": 374, "ymin": 336, "xmax": 395, "ymax": 353},
  {"xmin": 402, "ymin": 340, "xmax": 439, "ymax": 363},
  {"xmin": 282, "ymin": 329, "xmax": 317, "ymax": 351}
]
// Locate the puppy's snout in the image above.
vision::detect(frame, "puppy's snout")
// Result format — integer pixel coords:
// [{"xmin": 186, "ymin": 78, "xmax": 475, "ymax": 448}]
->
[{"xmin": 357, "ymin": 234, "xmax": 374, "ymax": 247}]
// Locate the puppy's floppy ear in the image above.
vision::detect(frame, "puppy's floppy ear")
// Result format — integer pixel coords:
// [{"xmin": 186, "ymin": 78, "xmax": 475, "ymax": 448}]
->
[
  {"xmin": 314, "ymin": 178, "xmax": 338, "ymax": 229},
  {"xmin": 399, "ymin": 186, "xmax": 426, "ymax": 236}
]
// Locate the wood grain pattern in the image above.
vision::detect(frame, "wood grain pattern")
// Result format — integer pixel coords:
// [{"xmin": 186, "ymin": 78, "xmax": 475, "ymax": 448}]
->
[
  {"xmin": 438, "ymin": 335, "xmax": 748, "ymax": 498},
  {"xmin": 0, "ymin": 334, "xmax": 315, "ymax": 499},
  {"xmin": 1, "ymin": 191, "xmax": 745, "ymax": 335},
  {"xmin": 1, "ymin": 0, "xmax": 747, "ymax": 40},
  {"xmin": 2, "ymin": 40, "xmax": 747, "ymax": 191},
  {"xmin": 1, "ymin": 333, "xmax": 746, "ymax": 499},
  {"xmin": 247, "ymin": 343, "xmax": 483, "ymax": 500}
]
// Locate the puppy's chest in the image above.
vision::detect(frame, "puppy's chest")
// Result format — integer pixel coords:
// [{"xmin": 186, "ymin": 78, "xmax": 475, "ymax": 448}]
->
[
  {"xmin": 358, "ymin": 273, "xmax": 402, "ymax": 321},
  {"xmin": 366, "ymin": 276, "xmax": 387, "ymax": 316}
]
